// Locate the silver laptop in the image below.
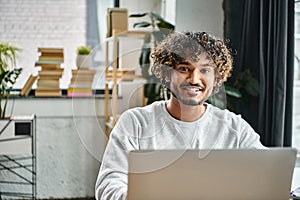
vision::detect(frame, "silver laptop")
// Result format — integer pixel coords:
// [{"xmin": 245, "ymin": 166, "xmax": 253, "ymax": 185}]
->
[{"xmin": 127, "ymin": 148, "xmax": 297, "ymax": 200}]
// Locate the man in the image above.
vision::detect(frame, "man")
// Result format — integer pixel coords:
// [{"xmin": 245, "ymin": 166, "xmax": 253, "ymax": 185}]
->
[{"xmin": 95, "ymin": 31, "xmax": 265, "ymax": 200}]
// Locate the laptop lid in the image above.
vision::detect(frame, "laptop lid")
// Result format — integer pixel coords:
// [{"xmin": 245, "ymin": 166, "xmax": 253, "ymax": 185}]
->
[{"xmin": 128, "ymin": 148, "xmax": 297, "ymax": 200}]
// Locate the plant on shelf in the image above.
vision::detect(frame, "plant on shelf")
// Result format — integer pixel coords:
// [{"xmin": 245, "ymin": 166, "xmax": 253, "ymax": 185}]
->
[
  {"xmin": 0, "ymin": 42, "xmax": 22, "ymax": 119},
  {"xmin": 129, "ymin": 12, "xmax": 175, "ymax": 105},
  {"xmin": 77, "ymin": 45, "xmax": 91, "ymax": 55},
  {"xmin": 76, "ymin": 45, "xmax": 92, "ymax": 69},
  {"xmin": 207, "ymin": 69, "xmax": 259, "ymax": 111}
]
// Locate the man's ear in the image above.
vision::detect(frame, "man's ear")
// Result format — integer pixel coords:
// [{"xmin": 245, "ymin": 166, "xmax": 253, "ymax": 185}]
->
[
  {"xmin": 213, "ymin": 77, "xmax": 218, "ymax": 87},
  {"xmin": 165, "ymin": 74, "xmax": 171, "ymax": 83},
  {"xmin": 213, "ymin": 68, "xmax": 219, "ymax": 86}
]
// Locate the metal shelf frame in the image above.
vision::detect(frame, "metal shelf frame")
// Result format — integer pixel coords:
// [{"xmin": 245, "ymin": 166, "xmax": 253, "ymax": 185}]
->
[{"xmin": 0, "ymin": 115, "xmax": 36, "ymax": 199}]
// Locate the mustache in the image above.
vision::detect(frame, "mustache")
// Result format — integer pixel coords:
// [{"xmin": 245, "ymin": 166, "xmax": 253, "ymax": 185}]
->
[{"xmin": 180, "ymin": 82, "xmax": 203, "ymax": 88}]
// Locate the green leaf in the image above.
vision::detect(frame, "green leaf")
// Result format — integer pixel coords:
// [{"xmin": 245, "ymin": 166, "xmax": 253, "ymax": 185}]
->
[
  {"xmin": 143, "ymin": 33, "xmax": 152, "ymax": 43},
  {"xmin": 77, "ymin": 46, "xmax": 91, "ymax": 55},
  {"xmin": 207, "ymin": 96, "xmax": 226, "ymax": 109},
  {"xmin": 144, "ymin": 83, "xmax": 157, "ymax": 98},
  {"xmin": 224, "ymin": 85, "xmax": 242, "ymax": 98},
  {"xmin": 152, "ymin": 31, "xmax": 165, "ymax": 42},
  {"xmin": 157, "ymin": 21, "xmax": 175, "ymax": 30},
  {"xmin": 144, "ymin": 82, "xmax": 163, "ymax": 105},
  {"xmin": 139, "ymin": 46, "xmax": 151, "ymax": 62},
  {"xmin": 139, "ymin": 47, "xmax": 151, "ymax": 79},
  {"xmin": 0, "ymin": 42, "xmax": 20, "ymax": 72},
  {"xmin": 149, "ymin": 12, "xmax": 165, "ymax": 22},
  {"xmin": 244, "ymin": 78, "xmax": 259, "ymax": 96},
  {"xmin": 129, "ymin": 13, "xmax": 148, "ymax": 18},
  {"xmin": 133, "ymin": 22, "xmax": 151, "ymax": 28}
]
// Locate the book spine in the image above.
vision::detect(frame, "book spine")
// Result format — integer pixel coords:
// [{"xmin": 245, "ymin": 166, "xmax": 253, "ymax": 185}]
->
[{"xmin": 67, "ymin": 93, "xmax": 93, "ymax": 97}]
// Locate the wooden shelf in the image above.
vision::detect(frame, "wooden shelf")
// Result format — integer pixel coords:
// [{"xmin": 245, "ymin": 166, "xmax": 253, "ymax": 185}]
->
[{"xmin": 104, "ymin": 31, "xmax": 147, "ymax": 139}]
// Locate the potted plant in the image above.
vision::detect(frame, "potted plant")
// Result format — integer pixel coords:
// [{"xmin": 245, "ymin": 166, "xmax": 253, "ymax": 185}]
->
[
  {"xmin": 207, "ymin": 69, "xmax": 259, "ymax": 110},
  {"xmin": 129, "ymin": 12, "xmax": 175, "ymax": 105},
  {"xmin": 0, "ymin": 42, "xmax": 22, "ymax": 119},
  {"xmin": 76, "ymin": 45, "xmax": 92, "ymax": 69}
]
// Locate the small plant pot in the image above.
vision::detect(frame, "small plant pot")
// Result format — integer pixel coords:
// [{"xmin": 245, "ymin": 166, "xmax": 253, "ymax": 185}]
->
[{"xmin": 76, "ymin": 55, "xmax": 91, "ymax": 69}]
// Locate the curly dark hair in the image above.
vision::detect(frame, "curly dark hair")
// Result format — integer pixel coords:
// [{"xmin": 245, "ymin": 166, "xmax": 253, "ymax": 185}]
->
[{"xmin": 151, "ymin": 31, "xmax": 233, "ymax": 94}]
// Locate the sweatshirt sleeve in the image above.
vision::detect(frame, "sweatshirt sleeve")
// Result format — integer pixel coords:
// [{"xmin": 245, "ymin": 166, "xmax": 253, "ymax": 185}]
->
[
  {"xmin": 238, "ymin": 117, "xmax": 267, "ymax": 149},
  {"xmin": 95, "ymin": 111, "xmax": 139, "ymax": 200}
]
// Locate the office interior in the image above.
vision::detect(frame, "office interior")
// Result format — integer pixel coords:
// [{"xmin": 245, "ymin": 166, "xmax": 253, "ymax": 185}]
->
[{"xmin": 0, "ymin": 0, "xmax": 299, "ymax": 199}]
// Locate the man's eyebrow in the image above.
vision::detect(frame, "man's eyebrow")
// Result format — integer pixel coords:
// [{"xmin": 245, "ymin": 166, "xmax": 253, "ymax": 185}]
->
[
  {"xmin": 201, "ymin": 63, "xmax": 214, "ymax": 67},
  {"xmin": 177, "ymin": 60, "xmax": 215, "ymax": 67},
  {"xmin": 204, "ymin": 54, "xmax": 212, "ymax": 60},
  {"xmin": 178, "ymin": 60, "xmax": 190, "ymax": 65}
]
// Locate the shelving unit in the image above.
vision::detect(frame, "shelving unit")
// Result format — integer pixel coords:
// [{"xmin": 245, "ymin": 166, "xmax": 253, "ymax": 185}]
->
[
  {"xmin": 104, "ymin": 30, "xmax": 148, "ymax": 138},
  {"xmin": 0, "ymin": 115, "xmax": 36, "ymax": 199}
]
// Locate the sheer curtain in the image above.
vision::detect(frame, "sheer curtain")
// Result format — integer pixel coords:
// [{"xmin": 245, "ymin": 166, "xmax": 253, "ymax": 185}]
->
[{"xmin": 223, "ymin": 0, "xmax": 294, "ymax": 147}]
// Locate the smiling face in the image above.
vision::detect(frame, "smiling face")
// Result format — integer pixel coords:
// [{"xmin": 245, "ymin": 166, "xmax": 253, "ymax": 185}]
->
[
  {"xmin": 167, "ymin": 53, "xmax": 216, "ymax": 106},
  {"xmin": 151, "ymin": 32, "xmax": 233, "ymax": 98}
]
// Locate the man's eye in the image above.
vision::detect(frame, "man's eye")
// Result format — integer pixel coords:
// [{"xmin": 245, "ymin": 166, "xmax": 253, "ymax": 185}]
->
[
  {"xmin": 200, "ymin": 68, "xmax": 211, "ymax": 73},
  {"xmin": 178, "ymin": 66, "xmax": 190, "ymax": 72}
]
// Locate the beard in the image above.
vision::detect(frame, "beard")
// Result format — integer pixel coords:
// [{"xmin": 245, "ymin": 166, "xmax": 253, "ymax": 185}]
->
[
  {"xmin": 169, "ymin": 87, "xmax": 208, "ymax": 106},
  {"xmin": 170, "ymin": 90, "xmax": 204, "ymax": 106}
]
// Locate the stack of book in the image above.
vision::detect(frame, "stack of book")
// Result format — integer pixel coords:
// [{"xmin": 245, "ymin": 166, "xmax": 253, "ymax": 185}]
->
[
  {"xmin": 34, "ymin": 48, "xmax": 64, "ymax": 97},
  {"xmin": 67, "ymin": 69, "xmax": 96, "ymax": 97}
]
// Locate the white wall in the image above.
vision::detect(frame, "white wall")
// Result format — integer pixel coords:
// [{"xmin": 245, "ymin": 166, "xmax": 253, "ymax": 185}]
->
[
  {"xmin": 175, "ymin": 0, "xmax": 224, "ymax": 38},
  {"xmin": 0, "ymin": 0, "xmax": 87, "ymax": 89}
]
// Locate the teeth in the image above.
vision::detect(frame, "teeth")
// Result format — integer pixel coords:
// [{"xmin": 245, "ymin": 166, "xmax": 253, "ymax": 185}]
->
[{"xmin": 185, "ymin": 87, "xmax": 202, "ymax": 92}]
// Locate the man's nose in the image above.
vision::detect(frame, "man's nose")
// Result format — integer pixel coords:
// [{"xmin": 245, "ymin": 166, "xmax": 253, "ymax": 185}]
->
[{"xmin": 188, "ymin": 69, "xmax": 201, "ymax": 84}]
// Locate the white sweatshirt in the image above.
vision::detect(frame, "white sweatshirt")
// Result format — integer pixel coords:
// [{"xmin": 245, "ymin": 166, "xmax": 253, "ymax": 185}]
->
[{"xmin": 95, "ymin": 101, "xmax": 265, "ymax": 200}]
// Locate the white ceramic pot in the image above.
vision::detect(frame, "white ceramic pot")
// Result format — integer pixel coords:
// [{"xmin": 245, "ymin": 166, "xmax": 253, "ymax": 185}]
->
[{"xmin": 76, "ymin": 55, "xmax": 91, "ymax": 69}]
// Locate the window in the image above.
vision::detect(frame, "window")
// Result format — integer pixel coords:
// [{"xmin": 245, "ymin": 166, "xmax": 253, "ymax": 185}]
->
[
  {"xmin": 296, "ymin": 7, "xmax": 300, "ymax": 38},
  {"xmin": 294, "ymin": 1, "xmax": 300, "ymax": 151},
  {"xmin": 292, "ymin": 2, "xmax": 300, "ymax": 190}
]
